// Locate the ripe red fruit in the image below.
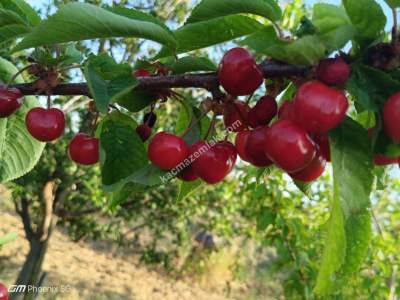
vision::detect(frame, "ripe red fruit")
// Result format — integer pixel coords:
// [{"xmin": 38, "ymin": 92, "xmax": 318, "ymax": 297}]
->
[
  {"xmin": 293, "ymin": 81, "xmax": 348, "ymax": 134},
  {"xmin": 143, "ymin": 112, "xmax": 157, "ymax": 128},
  {"xmin": 264, "ymin": 120, "xmax": 316, "ymax": 172},
  {"xmin": 0, "ymin": 87, "xmax": 23, "ymax": 118},
  {"xmin": 313, "ymin": 134, "xmax": 331, "ymax": 162},
  {"xmin": 25, "ymin": 107, "xmax": 65, "ymax": 142},
  {"xmin": 383, "ymin": 92, "xmax": 400, "ymax": 143},
  {"xmin": 374, "ymin": 154, "xmax": 399, "ymax": 166},
  {"xmin": 178, "ymin": 164, "xmax": 198, "ymax": 182},
  {"xmin": 290, "ymin": 149, "xmax": 327, "ymax": 182},
  {"xmin": 133, "ymin": 69, "xmax": 151, "ymax": 77},
  {"xmin": 218, "ymin": 47, "xmax": 264, "ymax": 96},
  {"xmin": 278, "ymin": 100, "xmax": 296, "ymax": 121},
  {"xmin": 0, "ymin": 282, "xmax": 8, "ymax": 300},
  {"xmin": 248, "ymin": 96, "xmax": 278, "ymax": 128},
  {"xmin": 191, "ymin": 140, "xmax": 237, "ymax": 184},
  {"xmin": 244, "ymin": 126, "xmax": 273, "ymax": 167},
  {"xmin": 136, "ymin": 124, "xmax": 152, "ymax": 142},
  {"xmin": 223, "ymin": 100, "xmax": 250, "ymax": 132},
  {"xmin": 148, "ymin": 132, "xmax": 189, "ymax": 170},
  {"xmin": 316, "ymin": 57, "xmax": 350, "ymax": 86},
  {"xmin": 235, "ymin": 130, "xmax": 252, "ymax": 162},
  {"xmin": 69, "ymin": 133, "xmax": 99, "ymax": 165}
]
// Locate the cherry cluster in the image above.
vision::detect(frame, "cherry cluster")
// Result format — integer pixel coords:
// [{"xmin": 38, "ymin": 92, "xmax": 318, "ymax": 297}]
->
[
  {"xmin": 0, "ymin": 86, "xmax": 99, "ymax": 166},
  {"xmin": 147, "ymin": 48, "xmax": 400, "ymax": 185}
]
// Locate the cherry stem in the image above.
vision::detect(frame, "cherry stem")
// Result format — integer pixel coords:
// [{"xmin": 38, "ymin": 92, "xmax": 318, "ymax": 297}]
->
[
  {"xmin": 6, "ymin": 64, "xmax": 33, "ymax": 88},
  {"xmin": 47, "ymin": 94, "xmax": 51, "ymax": 109},
  {"xmin": 246, "ymin": 92, "xmax": 255, "ymax": 105},
  {"xmin": 204, "ymin": 113, "xmax": 217, "ymax": 140},
  {"xmin": 180, "ymin": 110, "xmax": 209, "ymax": 138},
  {"xmin": 392, "ymin": 8, "xmax": 398, "ymax": 45},
  {"xmin": 90, "ymin": 112, "xmax": 100, "ymax": 136}
]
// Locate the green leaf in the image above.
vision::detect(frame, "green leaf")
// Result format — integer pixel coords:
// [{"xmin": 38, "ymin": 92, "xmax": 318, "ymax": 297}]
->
[
  {"xmin": 187, "ymin": 0, "xmax": 282, "ymax": 23},
  {"xmin": 128, "ymin": 164, "xmax": 169, "ymax": 187},
  {"xmin": 116, "ymin": 91, "xmax": 158, "ymax": 113},
  {"xmin": 14, "ymin": 2, "xmax": 176, "ymax": 52},
  {"xmin": 0, "ymin": 57, "xmax": 45, "ymax": 183},
  {"xmin": 157, "ymin": 15, "xmax": 264, "ymax": 57},
  {"xmin": 0, "ymin": 24, "xmax": 29, "ymax": 43},
  {"xmin": 343, "ymin": 0, "xmax": 386, "ymax": 45},
  {"xmin": 0, "ymin": 8, "xmax": 27, "ymax": 26},
  {"xmin": 315, "ymin": 118, "xmax": 373, "ymax": 295},
  {"xmin": 177, "ymin": 180, "xmax": 204, "ymax": 201},
  {"xmin": 0, "ymin": 0, "xmax": 41, "ymax": 26},
  {"xmin": 240, "ymin": 26, "xmax": 286, "ymax": 53},
  {"xmin": 384, "ymin": 0, "xmax": 400, "ymax": 8},
  {"xmin": 0, "ymin": 232, "xmax": 17, "ymax": 246},
  {"xmin": 84, "ymin": 54, "xmax": 138, "ymax": 114},
  {"xmin": 293, "ymin": 180, "xmax": 311, "ymax": 197},
  {"xmin": 256, "ymin": 209, "xmax": 276, "ymax": 231},
  {"xmin": 99, "ymin": 112, "xmax": 148, "ymax": 189},
  {"xmin": 176, "ymin": 102, "xmax": 210, "ymax": 145},
  {"xmin": 170, "ymin": 56, "xmax": 217, "ymax": 74},
  {"xmin": 312, "ymin": 4, "xmax": 356, "ymax": 50}
]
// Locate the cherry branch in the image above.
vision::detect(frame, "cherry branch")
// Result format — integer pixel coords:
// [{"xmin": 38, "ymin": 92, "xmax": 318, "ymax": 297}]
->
[{"xmin": 9, "ymin": 60, "xmax": 310, "ymax": 97}]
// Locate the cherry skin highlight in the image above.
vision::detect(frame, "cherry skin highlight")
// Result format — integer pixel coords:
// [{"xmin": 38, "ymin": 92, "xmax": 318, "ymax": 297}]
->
[
  {"xmin": 0, "ymin": 87, "xmax": 23, "ymax": 118},
  {"xmin": 136, "ymin": 124, "xmax": 152, "ymax": 142},
  {"xmin": 148, "ymin": 132, "xmax": 189, "ymax": 170},
  {"xmin": 248, "ymin": 96, "xmax": 278, "ymax": 128},
  {"xmin": 69, "ymin": 133, "xmax": 99, "ymax": 165},
  {"xmin": 383, "ymin": 92, "xmax": 400, "ymax": 143},
  {"xmin": 25, "ymin": 107, "xmax": 65, "ymax": 142},
  {"xmin": 316, "ymin": 57, "xmax": 350, "ymax": 86},
  {"xmin": 223, "ymin": 100, "xmax": 250, "ymax": 132},
  {"xmin": 191, "ymin": 140, "xmax": 237, "ymax": 184},
  {"xmin": 218, "ymin": 47, "xmax": 264, "ymax": 96},
  {"xmin": 293, "ymin": 81, "xmax": 348, "ymax": 134},
  {"xmin": 290, "ymin": 149, "xmax": 327, "ymax": 182},
  {"xmin": 0, "ymin": 282, "xmax": 8, "ymax": 300},
  {"xmin": 264, "ymin": 120, "xmax": 316, "ymax": 173}
]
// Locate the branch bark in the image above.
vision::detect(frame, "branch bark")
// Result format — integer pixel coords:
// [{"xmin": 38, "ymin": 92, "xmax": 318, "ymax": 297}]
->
[{"xmin": 9, "ymin": 61, "xmax": 309, "ymax": 97}]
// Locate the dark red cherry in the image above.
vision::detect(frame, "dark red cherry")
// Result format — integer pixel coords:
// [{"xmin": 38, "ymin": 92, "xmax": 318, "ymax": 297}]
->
[
  {"xmin": 133, "ymin": 69, "xmax": 151, "ymax": 77},
  {"xmin": 191, "ymin": 140, "xmax": 237, "ymax": 184},
  {"xmin": 218, "ymin": 47, "xmax": 264, "ymax": 96},
  {"xmin": 69, "ymin": 133, "xmax": 99, "ymax": 165},
  {"xmin": 264, "ymin": 120, "xmax": 316, "ymax": 172},
  {"xmin": 293, "ymin": 81, "xmax": 348, "ymax": 134},
  {"xmin": 374, "ymin": 154, "xmax": 399, "ymax": 166},
  {"xmin": 0, "ymin": 282, "xmax": 8, "ymax": 300},
  {"xmin": 143, "ymin": 112, "xmax": 157, "ymax": 127},
  {"xmin": 245, "ymin": 126, "xmax": 273, "ymax": 167},
  {"xmin": 383, "ymin": 92, "xmax": 400, "ymax": 143},
  {"xmin": 235, "ymin": 130, "xmax": 252, "ymax": 162},
  {"xmin": 313, "ymin": 134, "xmax": 331, "ymax": 162},
  {"xmin": 136, "ymin": 124, "xmax": 152, "ymax": 142},
  {"xmin": 223, "ymin": 100, "xmax": 250, "ymax": 132},
  {"xmin": 278, "ymin": 100, "xmax": 296, "ymax": 121},
  {"xmin": 178, "ymin": 164, "xmax": 199, "ymax": 182},
  {"xmin": 0, "ymin": 87, "xmax": 23, "ymax": 118},
  {"xmin": 148, "ymin": 132, "xmax": 189, "ymax": 170},
  {"xmin": 25, "ymin": 107, "xmax": 65, "ymax": 142},
  {"xmin": 316, "ymin": 57, "xmax": 350, "ymax": 86},
  {"xmin": 290, "ymin": 149, "xmax": 326, "ymax": 182},
  {"xmin": 248, "ymin": 96, "xmax": 278, "ymax": 128}
]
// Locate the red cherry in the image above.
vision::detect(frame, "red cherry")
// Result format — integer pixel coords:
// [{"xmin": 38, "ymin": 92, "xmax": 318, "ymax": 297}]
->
[
  {"xmin": 293, "ymin": 81, "xmax": 348, "ymax": 134},
  {"xmin": 223, "ymin": 100, "xmax": 250, "ymax": 132},
  {"xmin": 235, "ymin": 130, "xmax": 252, "ymax": 162},
  {"xmin": 0, "ymin": 282, "xmax": 8, "ymax": 300},
  {"xmin": 374, "ymin": 154, "xmax": 398, "ymax": 166},
  {"xmin": 383, "ymin": 92, "xmax": 400, "ymax": 143},
  {"xmin": 278, "ymin": 101, "xmax": 296, "ymax": 121},
  {"xmin": 133, "ymin": 69, "xmax": 151, "ymax": 77},
  {"xmin": 218, "ymin": 47, "xmax": 264, "ymax": 96},
  {"xmin": 148, "ymin": 132, "xmax": 189, "ymax": 170},
  {"xmin": 136, "ymin": 124, "xmax": 152, "ymax": 142},
  {"xmin": 316, "ymin": 57, "xmax": 350, "ymax": 86},
  {"xmin": 313, "ymin": 134, "xmax": 331, "ymax": 162},
  {"xmin": 191, "ymin": 140, "xmax": 237, "ymax": 184},
  {"xmin": 178, "ymin": 164, "xmax": 198, "ymax": 182},
  {"xmin": 69, "ymin": 133, "xmax": 99, "ymax": 165},
  {"xmin": 290, "ymin": 148, "xmax": 326, "ymax": 182},
  {"xmin": 245, "ymin": 126, "xmax": 273, "ymax": 167},
  {"xmin": 264, "ymin": 120, "xmax": 316, "ymax": 172},
  {"xmin": 25, "ymin": 107, "xmax": 65, "ymax": 142},
  {"xmin": 248, "ymin": 96, "xmax": 278, "ymax": 128},
  {"xmin": 0, "ymin": 87, "xmax": 23, "ymax": 118}
]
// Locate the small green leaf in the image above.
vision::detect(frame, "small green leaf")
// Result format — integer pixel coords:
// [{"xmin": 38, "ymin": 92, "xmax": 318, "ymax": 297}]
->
[
  {"xmin": 293, "ymin": 179, "xmax": 311, "ymax": 197},
  {"xmin": 177, "ymin": 180, "xmax": 204, "ymax": 201},
  {"xmin": 0, "ymin": 57, "xmax": 45, "ymax": 183},
  {"xmin": 170, "ymin": 56, "xmax": 217, "ymax": 74},
  {"xmin": 84, "ymin": 54, "xmax": 138, "ymax": 114},
  {"xmin": 187, "ymin": 0, "xmax": 282, "ymax": 23},
  {"xmin": 99, "ymin": 112, "xmax": 148, "ymax": 189},
  {"xmin": 343, "ymin": 0, "xmax": 386, "ymax": 45},
  {"xmin": 256, "ymin": 209, "xmax": 276, "ymax": 231},
  {"xmin": 157, "ymin": 15, "xmax": 264, "ymax": 57},
  {"xmin": 14, "ymin": 2, "xmax": 176, "ymax": 52}
]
